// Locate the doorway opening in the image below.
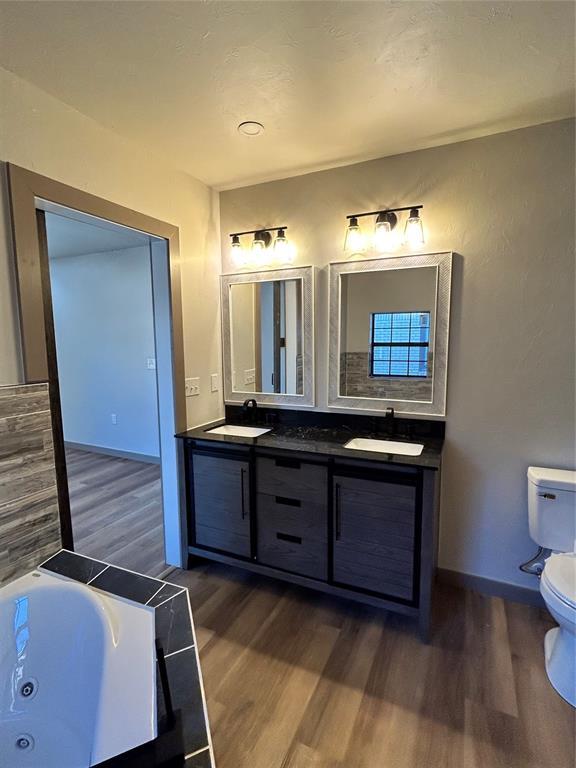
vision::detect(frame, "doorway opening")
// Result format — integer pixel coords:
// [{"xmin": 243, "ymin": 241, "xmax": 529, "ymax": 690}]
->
[
  {"xmin": 7, "ymin": 165, "xmax": 188, "ymax": 578},
  {"xmin": 41, "ymin": 207, "xmax": 171, "ymax": 576}
]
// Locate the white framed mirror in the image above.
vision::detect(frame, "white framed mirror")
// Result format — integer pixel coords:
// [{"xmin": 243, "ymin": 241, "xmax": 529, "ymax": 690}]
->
[
  {"xmin": 221, "ymin": 266, "xmax": 315, "ymax": 407},
  {"xmin": 328, "ymin": 252, "xmax": 452, "ymax": 416}
]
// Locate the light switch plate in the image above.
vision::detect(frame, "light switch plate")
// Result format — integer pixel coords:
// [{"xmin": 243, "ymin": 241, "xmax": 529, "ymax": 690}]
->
[
  {"xmin": 185, "ymin": 377, "xmax": 200, "ymax": 397},
  {"xmin": 210, "ymin": 373, "xmax": 219, "ymax": 392},
  {"xmin": 147, "ymin": 357, "xmax": 156, "ymax": 370}
]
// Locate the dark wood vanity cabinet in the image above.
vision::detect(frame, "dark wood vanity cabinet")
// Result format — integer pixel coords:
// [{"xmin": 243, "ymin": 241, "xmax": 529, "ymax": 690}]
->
[
  {"xmin": 192, "ymin": 452, "xmax": 251, "ymax": 558},
  {"xmin": 332, "ymin": 474, "xmax": 416, "ymax": 601},
  {"xmin": 185, "ymin": 440, "xmax": 440, "ymax": 640}
]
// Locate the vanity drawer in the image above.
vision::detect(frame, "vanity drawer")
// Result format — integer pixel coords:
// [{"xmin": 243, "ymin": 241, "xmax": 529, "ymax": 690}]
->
[
  {"xmin": 257, "ymin": 524, "xmax": 327, "ymax": 581},
  {"xmin": 257, "ymin": 457, "xmax": 328, "ymax": 506},
  {"xmin": 257, "ymin": 492, "xmax": 327, "ymax": 541}
]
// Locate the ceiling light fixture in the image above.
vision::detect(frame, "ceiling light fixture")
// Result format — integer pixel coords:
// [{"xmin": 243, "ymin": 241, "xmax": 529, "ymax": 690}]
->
[
  {"xmin": 344, "ymin": 205, "xmax": 425, "ymax": 256},
  {"xmin": 237, "ymin": 121, "xmax": 264, "ymax": 136}
]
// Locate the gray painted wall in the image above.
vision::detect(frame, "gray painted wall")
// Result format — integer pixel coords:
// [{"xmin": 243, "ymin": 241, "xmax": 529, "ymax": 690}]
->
[
  {"xmin": 220, "ymin": 119, "xmax": 576, "ymax": 593},
  {"xmin": 48, "ymin": 240, "xmax": 160, "ymax": 459}
]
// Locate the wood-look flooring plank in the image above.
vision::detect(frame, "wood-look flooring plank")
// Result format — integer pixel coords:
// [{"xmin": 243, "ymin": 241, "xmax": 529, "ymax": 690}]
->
[
  {"xmin": 66, "ymin": 448, "xmax": 166, "ymax": 578},
  {"xmin": 170, "ymin": 563, "xmax": 575, "ymax": 768}
]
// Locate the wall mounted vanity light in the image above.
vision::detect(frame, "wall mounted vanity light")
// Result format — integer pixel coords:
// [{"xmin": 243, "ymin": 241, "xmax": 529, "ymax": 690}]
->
[
  {"xmin": 344, "ymin": 205, "xmax": 425, "ymax": 255},
  {"xmin": 229, "ymin": 227, "xmax": 295, "ymax": 268}
]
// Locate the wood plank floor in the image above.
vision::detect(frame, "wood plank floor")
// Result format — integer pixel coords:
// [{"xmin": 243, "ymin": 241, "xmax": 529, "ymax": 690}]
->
[
  {"xmin": 66, "ymin": 447, "xmax": 167, "ymax": 578},
  {"xmin": 171, "ymin": 562, "xmax": 575, "ymax": 768}
]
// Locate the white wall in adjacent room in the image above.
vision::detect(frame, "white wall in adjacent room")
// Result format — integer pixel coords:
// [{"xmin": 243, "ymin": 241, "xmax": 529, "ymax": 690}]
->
[{"xmin": 48, "ymin": 241, "xmax": 160, "ymax": 459}]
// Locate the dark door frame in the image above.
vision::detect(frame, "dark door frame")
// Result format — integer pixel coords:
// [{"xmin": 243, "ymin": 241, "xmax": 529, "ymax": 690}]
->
[{"xmin": 7, "ymin": 164, "xmax": 187, "ymax": 554}]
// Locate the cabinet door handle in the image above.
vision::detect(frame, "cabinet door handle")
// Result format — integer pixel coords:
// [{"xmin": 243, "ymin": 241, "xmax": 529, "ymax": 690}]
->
[
  {"xmin": 335, "ymin": 483, "xmax": 341, "ymax": 540},
  {"xmin": 240, "ymin": 468, "xmax": 246, "ymax": 519}
]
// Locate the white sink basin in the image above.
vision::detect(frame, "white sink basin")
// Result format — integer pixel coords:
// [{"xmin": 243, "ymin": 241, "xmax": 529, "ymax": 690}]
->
[
  {"xmin": 344, "ymin": 437, "xmax": 424, "ymax": 456},
  {"xmin": 206, "ymin": 424, "xmax": 271, "ymax": 438}
]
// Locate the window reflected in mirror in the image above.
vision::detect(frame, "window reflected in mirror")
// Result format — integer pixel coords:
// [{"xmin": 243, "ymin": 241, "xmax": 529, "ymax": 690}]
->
[
  {"xmin": 339, "ymin": 267, "xmax": 437, "ymax": 402},
  {"xmin": 230, "ymin": 279, "xmax": 303, "ymax": 395}
]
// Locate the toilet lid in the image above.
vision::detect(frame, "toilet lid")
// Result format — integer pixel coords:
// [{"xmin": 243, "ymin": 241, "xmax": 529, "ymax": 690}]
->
[{"xmin": 542, "ymin": 553, "xmax": 576, "ymax": 608}]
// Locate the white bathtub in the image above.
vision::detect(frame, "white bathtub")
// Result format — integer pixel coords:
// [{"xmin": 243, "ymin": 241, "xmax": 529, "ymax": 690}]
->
[{"xmin": 0, "ymin": 570, "xmax": 157, "ymax": 767}]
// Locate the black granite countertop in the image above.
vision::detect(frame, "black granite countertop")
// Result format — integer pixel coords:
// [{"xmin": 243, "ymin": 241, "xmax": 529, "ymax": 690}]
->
[{"xmin": 176, "ymin": 420, "xmax": 443, "ymax": 470}]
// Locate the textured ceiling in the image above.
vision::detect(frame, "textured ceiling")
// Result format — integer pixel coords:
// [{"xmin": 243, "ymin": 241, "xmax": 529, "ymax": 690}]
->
[{"xmin": 0, "ymin": 1, "xmax": 574, "ymax": 189}]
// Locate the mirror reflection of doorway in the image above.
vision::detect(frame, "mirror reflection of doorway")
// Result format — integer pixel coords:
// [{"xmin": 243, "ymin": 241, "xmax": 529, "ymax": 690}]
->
[{"xmin": 230, "ymin": 278, "xmax": 303, "ymax": 396}]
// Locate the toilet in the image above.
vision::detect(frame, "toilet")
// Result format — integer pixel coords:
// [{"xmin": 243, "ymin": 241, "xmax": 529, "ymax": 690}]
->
[{"xmin": 528, "ymin": 466, "xmax": 576, "ymax": 707}]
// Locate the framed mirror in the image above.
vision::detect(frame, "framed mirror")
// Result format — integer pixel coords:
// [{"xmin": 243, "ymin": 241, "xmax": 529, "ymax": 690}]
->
[
  {"xmin": 329, "ymin": 252, "xmax": 452, "ymax": 416},
  {"xmin": 221, "ymin": 266, "xmax": 315, "ymax": 407}
]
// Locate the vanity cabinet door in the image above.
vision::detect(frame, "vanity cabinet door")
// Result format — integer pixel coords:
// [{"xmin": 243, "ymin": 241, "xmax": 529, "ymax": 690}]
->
[
  {"xmin": 192, "ymin": 453, "xmax": 251, "ymax": 557},
  {"xmin": 332, "ymin": 475, "xmax": 416, "ymax": 601}
]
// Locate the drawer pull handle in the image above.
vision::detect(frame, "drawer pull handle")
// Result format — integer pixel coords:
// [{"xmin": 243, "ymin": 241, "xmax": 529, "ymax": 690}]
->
[
  {"xmin": 275, "ymin": 496, "xmax": 301, "ymax": 507},
  {"xmin": 277, "ymin": 532, "xmax": 302, "ymax": 545},
  {"xmin": 335, "ymin": 483, "xmax": 342, "ymax": 540},
  {"xmin": 275, "ymin": 458, "xmax": 301, "ymax": 469}
]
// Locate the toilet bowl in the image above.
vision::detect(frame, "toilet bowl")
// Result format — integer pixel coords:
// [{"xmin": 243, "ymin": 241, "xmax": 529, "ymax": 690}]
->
[
  {"xmin": 526, "ymin": 466, "xmax": 576, "ymax": 707},
  {"xmin": 539, "ymin": 552, "xmax": 576, "ymax": 707}
]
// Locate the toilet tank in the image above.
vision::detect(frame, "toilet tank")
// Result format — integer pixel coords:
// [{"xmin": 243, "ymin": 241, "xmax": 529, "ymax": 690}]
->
[{"xmin": 528, "ymin": 466, "xmax": 576, "ymax": 551}]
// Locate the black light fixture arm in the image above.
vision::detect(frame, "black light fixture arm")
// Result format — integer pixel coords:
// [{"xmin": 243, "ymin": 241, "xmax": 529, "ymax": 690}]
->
[
  {"xmin": 229, "ymin": 226, "xmax": 289, "ymax": 238},
  {"xmin": 346, "ymin": 205, "xmax": 423, "ymax": 220}
]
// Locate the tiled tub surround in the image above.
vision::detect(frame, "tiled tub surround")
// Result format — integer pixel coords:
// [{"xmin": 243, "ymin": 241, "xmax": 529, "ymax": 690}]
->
[
  {"xmin": 0, "ymin": 383, "xmax": 61, "ymax": 585},
  {"xmin": 339, "ymin": 351, "xmax": 433, "ymax": 400},
  {"xmin": 40, "ymin": 550, "xmax": 215, "ymax": 768}
]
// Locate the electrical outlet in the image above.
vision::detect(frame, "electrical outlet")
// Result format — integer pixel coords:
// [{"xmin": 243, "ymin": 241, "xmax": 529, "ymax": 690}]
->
[
  {"xmin": 244, "ymin": 368, "xmax": 256, "ymax": 386},
  {"xmin": 146, "ymin": 357, "xmax": 156, "ymax": 370},
  {"xmin": 111, "ymin": 413, "xmax": 117, "ymax": 425},
  {"xmin": 210, "ymin": 373, "xmax": 219, "ymax": 392},
  {"xmin": 185, "ymin": 377, "xmax": 200, "ymax": 397}
]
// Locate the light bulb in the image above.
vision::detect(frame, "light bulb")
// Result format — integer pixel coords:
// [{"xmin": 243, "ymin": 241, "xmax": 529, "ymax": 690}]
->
[
  {"xmin": 251, "ymin": 232, "xmax": 268, "ymax": 266},
  {"xmin": 404, "ymin": 208, "xmax": 425, "ymax": 248},
  {"xmin": 230, "ymin": 235, "xmax": 245, "ymax": 267},
  {"xmin": 273, "ymin": 228, "xmax": 291, "ymax": 264},
  {"xmin": 373, "ymin": 212, "xmax": 398, "ymax": 253},
  {"xmin": 344, "ymin": 217, "xmax": 366, "ymax": 254}
]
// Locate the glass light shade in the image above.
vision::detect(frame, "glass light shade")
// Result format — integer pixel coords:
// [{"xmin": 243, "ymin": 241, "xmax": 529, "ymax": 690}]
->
[
  {"xmin": 230, "ymin": 236, "xmax": 245, "ymax": 267},
  {"xmin": 344, "ymin": 217, "xmax": 366, "ymax": 254},
  {"xmin": 373, "ymin": 219, "xmax": 396, "ymax": 253},
  {"xmin": 251, "ymin": 234, "xmax": 268, "ymax": 266},
  {"xmin": 404, "ymin": 209, "xmax": 425, "ymax": 248},
  {"xmin": 273, "ymin": 229, "xmax": 292, "ymax": 264}
]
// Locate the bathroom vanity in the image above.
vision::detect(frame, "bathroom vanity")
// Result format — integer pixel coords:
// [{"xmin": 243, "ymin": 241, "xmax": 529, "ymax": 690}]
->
[
  {"xmin": 180, "ymin": 251, "xmax": 452, "ymax": 640},
  {"xmin": 178, "ymin": 409, "xmax": 443, "ymax": 641}
]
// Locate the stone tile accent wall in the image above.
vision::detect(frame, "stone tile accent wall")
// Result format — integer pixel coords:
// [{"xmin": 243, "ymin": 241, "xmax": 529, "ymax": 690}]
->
[
  {"xmin": 0, "ymin": 383, "xmax": 61, "ymax": 585},
  {"xmin": 340, "ymin": 352, "xmax": 433, "ymax": 400}
]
